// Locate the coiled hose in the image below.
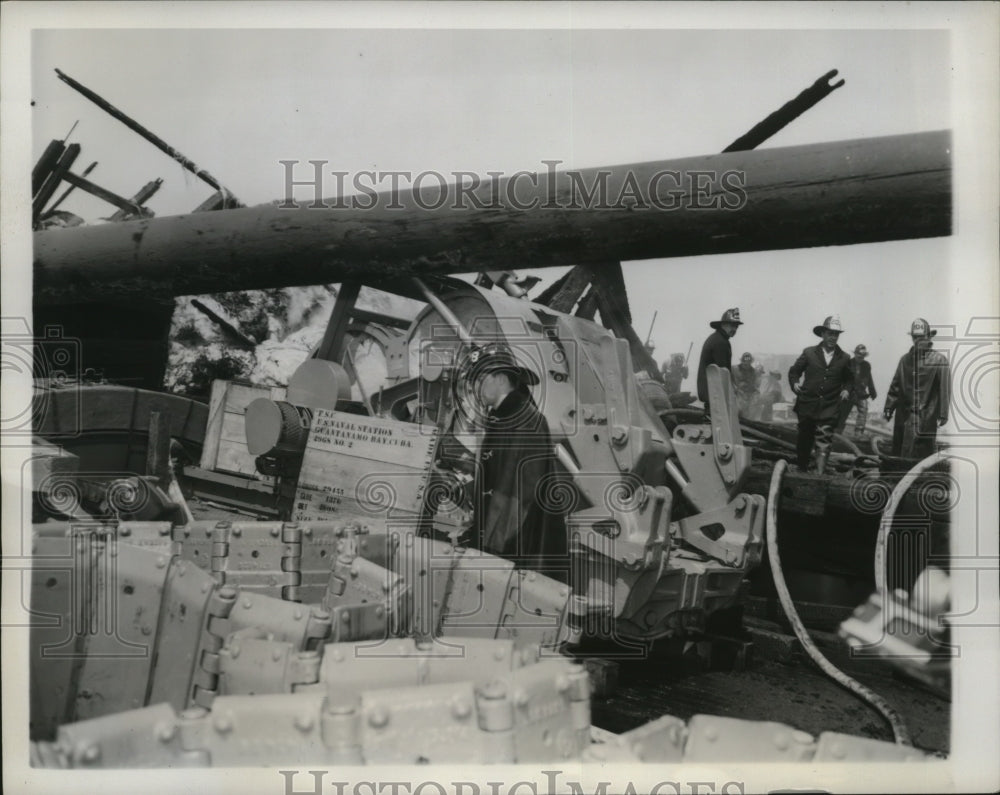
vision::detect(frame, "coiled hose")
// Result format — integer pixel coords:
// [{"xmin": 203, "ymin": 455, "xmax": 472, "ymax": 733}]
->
[
  {"xmin": 874, "ymin": 451, "xmax": 949, "ymax": 597},
  {"xmin": 766, "ymin": 459, "xmax": 913, "ymax": 745}
]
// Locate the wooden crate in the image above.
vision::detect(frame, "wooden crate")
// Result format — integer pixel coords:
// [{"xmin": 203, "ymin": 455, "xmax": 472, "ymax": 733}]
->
[{"xmin": 199, "ymin": 380, "xmax": 287, "ymax": 480}]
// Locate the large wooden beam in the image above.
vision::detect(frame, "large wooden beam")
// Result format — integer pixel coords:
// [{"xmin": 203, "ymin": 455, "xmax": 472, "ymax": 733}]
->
[{"xmin": 34, "ymin": 130, "xmax": 951, "ymax": 306}]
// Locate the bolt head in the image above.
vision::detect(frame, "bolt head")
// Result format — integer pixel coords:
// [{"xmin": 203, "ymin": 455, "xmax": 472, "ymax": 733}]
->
[
  {"xmin": 368, "ymin": 706, "xmax": 389, "ymax": 729},
  {"xmin": 451, "ymin": 698, "xmax": 472, "ymax": 720},
  {"xmin": 156, "ymin": 722, "xmax": 178, "ymax": 742}
]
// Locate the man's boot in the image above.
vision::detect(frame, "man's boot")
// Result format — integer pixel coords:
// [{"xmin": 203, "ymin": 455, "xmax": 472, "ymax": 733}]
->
[{"xmin": 814, "ymin": 448, "xmax": 831, "ymax": 476}]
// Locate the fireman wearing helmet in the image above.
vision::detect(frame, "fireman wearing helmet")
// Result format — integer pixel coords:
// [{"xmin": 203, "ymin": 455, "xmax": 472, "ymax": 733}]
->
[
  {"xmin": 733, "ymin": 351, "xmax": 760, "ymax": 417},
  {"xmin": 661, "ymin": 352, "xmax": 689, "ymax": 395},
  {"xmin": 835, "ymin": 343, "xmax": 878, "ymax": 438},
  {"xmin": 788, "ymin": 315, "xmax": 854, "ymax": 474},
  {"xmin": 884, "ymin": 318, "xmax": 951, "ymax": 458},
  {"xmin": 459, "ymin": 343, "xmax": 567, "ymax": 576}
]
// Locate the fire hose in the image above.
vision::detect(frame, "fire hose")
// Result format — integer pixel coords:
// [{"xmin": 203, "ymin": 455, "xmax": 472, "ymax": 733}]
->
[
  {"xmin": 874, "ymin": 451, "xmax": 949, "ymax": 597},
  {"xmin": 766, "ymin": 459, "xmax": 913, "ymax": 745}
]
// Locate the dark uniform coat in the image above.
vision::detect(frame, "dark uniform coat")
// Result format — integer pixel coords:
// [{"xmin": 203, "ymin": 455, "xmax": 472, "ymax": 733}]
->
[
  {"xmin": 885, "ymin": 346, "xmax": 950, "ymax": 457},
  {"xmin": 788, "ymin": 344, "xmax": 853, "ymax": 420},
  {"xmin": 697, "ymin": 330, "xmax": 732, "ymax": 404},
  {"xmin": 848, "ymin": 358, "xmax": 877, "ymax": 401},
  {"xmin": 471, "ymin": 388, "xmax": 567, "ymax": 569}
]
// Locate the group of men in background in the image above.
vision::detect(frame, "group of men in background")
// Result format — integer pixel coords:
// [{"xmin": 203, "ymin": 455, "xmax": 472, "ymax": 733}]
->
[{"xmin": 687, "ymin": 308, "xmax": 950, "ymax": 474}]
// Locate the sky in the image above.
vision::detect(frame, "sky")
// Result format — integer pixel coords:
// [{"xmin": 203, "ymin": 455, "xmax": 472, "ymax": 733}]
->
[{"xmin": 23, "ymin": 22, "xmax": 992, "ymax": 396}]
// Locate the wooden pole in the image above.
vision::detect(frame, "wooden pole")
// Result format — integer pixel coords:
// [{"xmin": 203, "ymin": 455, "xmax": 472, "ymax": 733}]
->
[
  {"xmin": 34, "ymin": 131, "xmax": 951, "ymax": 306},
  {"xmin": 32, "ymin": 144, "xmax": 80, "ymax": 224},
  {"xmin": 55, "ymin": 68, "xmax": 240, "ymax": 204}
]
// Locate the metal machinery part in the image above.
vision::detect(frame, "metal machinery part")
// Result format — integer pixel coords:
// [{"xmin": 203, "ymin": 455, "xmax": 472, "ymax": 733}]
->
[
  {"xmin": 34, "ymin": 277, "xmax": 932, "ymax": 768},
  {"xmin": 839, "ymin": 565, "xmax": 953, "ymax": 697},
  {"xmin": 28, "ymin": 521, "xmax": 929, "ymax": 767},
  {"xmin": 239, "ymin": 279, "xmax": 764, "ymax": 641}
]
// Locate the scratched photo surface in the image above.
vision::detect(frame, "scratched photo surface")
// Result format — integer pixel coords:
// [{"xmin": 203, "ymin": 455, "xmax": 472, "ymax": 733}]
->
[{"xmin": 3, "ymin": 5, "xmax": 998, "ymax": 795}]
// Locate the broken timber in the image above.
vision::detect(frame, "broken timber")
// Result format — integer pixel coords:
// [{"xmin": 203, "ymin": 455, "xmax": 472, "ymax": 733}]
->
[{"xmin": 34, "ymin": 130, "xmax": 951, "ymax": 306}]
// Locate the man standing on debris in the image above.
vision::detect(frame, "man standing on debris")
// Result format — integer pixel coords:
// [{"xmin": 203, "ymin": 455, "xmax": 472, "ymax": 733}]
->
[
  {"xmin": 733, "ymin": 352, "xmax": 761, "ymax": 416},
  {"xmin": 788, "ymin": 315, "xmax": 854, "ymax": 474},
  {"xmin": 884, "ymin": 318, "xmax": 950, "ymax": 458},
  {"xmin": 697, "ymin": 308, "xmax": 742, "ymax": 410},
  {"xmin": 835, "ymin": 343, "xmax": 878, "ymax": 438},
  {"xmin": 461, "ymin": 343, "xmax": 567, "ymax": 575},
  {"xmin": 756, "ymin": 370, "xmax": 785, "ymax": 422},
  {"xmin": 662, "ymin": 352, "xmax": 689, "ymax": 395}
]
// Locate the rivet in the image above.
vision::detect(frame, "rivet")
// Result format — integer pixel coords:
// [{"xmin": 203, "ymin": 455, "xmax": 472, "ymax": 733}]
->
[
  {"xmin": 177, "ymin": 563, "xmax": 186, "ymax": 576},
  {"xmin": 81, "ymin": 744, "xmax": 101, "ymax": 763},
  {"xmin": 242, "ymin": 598, "xmax": 253, "ymax": 609},
  {"xmin": 514, "ymin": 688, "xmax": 529, "ymax": 707},
  {"xmin": 141, "ymin": 625, "xmax": 152, "ymax": 636},
  {"xmin": 493, "ymin": 647, "xmax": 507, "ymax": 661},
  {"xmin": 156, "ymin": 556, "xmax": 168, "ymax": 569},
  {"xmin": 342, "ymin": 611, "xmax": 351, "ymax": 624},
  {"xmin": 231, "ymin": 644, "xmax": 241, "ymax": 659},
  {"xmin": 375, "ymin": 606, "xmax": 384, "ymax": 618},
  {"xmin": 369, "ymin": 707, "xmax": 389, "ymax": 729},
  {"xmin": 232, "ymin": 527, "xmax": 242, "ymax": 537},
  {"xmin": 332, "ymin": 649, "xmax": 344, "ymax": 662},
  {"xmin": 214, "ymin": 715, "xmax": 233, "ymax": 733},
  {"xmin": 120, "ymin": 526, "xmax": 132, "ymax": 537},
  {"xmin": 183, "ymin": 528, "xmax": 191, "ymax": 537},
  {"xmin": 831, "ymin": 743, "xmax": 846, "ymax": 759},
  {"xmin": 201, "ymin": 582, "xmax": 210, "ymax": 594},
  {"xmin": 295, "ymin": 712, "xmax": 315, "ymax": 732},
  {"xmin": 527, "ymin": 572, "xmax": 536, "ymax": 582},
  {"xmin": 555, "ymin": 674, "xmax": 570, "ymax": 693},
  {"xmin": 156, "ymin": 722, "xmax": 177, "ymax": 742},
  {"xmin": 272, "ymin": 647, "xmax": 283, "ymax": 661},
  {"xmin": 349, "ymin": 566, "xmax": 359, "ymax": 578},
  {"xmin": 451, "ymin": 698, "xmax": 472, "ymax": 720},
  {"xmin": 293, "ymin": 609, "xmax": 303, "ymax": 620},
  {"xmin": 704, "ymin": 726, "xmax": 718, "ymax": 742},
  {"xmin": 270, "ymin": 527, "xmax": 280, "ymax": 537},
  {"xmin": 774, "ymin": 732, "xmax": 789, "ymax": 750}
]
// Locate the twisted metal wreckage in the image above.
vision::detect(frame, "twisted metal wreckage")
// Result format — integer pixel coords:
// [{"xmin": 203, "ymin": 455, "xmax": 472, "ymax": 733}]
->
[{"xmin": 26, "ymin": 69, "xmax": 954, "ymax": 768}]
